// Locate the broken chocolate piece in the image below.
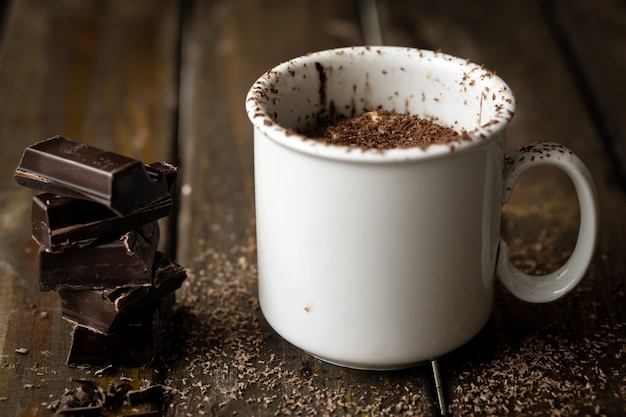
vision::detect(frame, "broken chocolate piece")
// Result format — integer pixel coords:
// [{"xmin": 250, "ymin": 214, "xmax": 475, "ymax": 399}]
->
[
  {"xmin": 105, "ymin": 377, "xmax": 133, "ymax": 407},
  {"xmin": 60, "ymin": 288, "xmax": 134, "ymax": 334},
  {"xmin": 14, "ymin": 136, "xmax": 170, "ymax": 216},
  {"xmin": 107, "ymin": 252, "xmax": 186, "ymax": 311},
  {"xmin": 126, "ymin": 384, "xmax": 165, "ymax": 406},
  {"xmin": 67, "ymin": 307, "xmax": 163, "ymax": 366},
  {"xmin": 49, "ymin": 378, "xmax": 168, "ymax": 416},
  {"xmin": 147, "ymin": 161, "xmax": 177, "ymax": 190},
  {"xmin": 59, "ymin": 289, "xmax": 159, "ymax": 335},
  {"xmin": 60, "ymin": 252, "xmax": 185, "ymax": 334},
  {"xmin": 39, "ymin": 222, "xmax": 159, "ymax": 291},
  {"xmin": 47, "ymin": 379, "xmax": 105, "ymax": 416},
  {"xmin": 32, "ymin": 193, "xmax": 172, "ymax": 252}
]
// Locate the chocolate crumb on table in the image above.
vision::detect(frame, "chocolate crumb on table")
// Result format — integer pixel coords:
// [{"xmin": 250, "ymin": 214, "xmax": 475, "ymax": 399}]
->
[
  {"xmin": 303, "ymin": 110, "xmax": 469, "ymax": 150},
  {"xmin": 47, "ymin": 377, "xmax": 174, "ymax": 416},
  {"xmin": 447, "ymin": 326, "xmax": 626, "ymax": 416}
]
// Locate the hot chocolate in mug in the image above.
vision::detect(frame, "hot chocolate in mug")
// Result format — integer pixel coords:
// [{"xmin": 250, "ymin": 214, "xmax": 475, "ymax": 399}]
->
[{"xmin": 246, "ymin": 47, "xmax": 598, "ymax": 370}]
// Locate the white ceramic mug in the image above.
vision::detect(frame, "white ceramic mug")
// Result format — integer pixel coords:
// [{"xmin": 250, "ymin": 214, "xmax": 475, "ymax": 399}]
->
[{"xmin": 245, "ymin": 47, "xmax": 598, "ymax": 370}]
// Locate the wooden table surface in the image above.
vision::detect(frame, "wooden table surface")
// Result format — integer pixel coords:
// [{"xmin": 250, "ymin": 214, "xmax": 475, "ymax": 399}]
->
[{"xmin": 1, "ymin": 0, "xmax": 625, "ymax": 416}]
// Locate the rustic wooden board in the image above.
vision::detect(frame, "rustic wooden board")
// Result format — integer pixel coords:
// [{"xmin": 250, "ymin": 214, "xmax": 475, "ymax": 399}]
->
[
  {"xmin": 548, "ymin": 0, "xmax": 626, "ymax": 188},
  {"xmin": 0, "ymin": 0, "xmax": 180, "ymax": 415},
  {"xmin": 381, "ymin": 0, "xmax": 626, "ymax": 415}
]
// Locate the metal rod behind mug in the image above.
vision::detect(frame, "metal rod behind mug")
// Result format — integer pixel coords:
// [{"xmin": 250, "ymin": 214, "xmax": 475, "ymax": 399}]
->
[
  {"xmin": 357, "ymin": 0, "xmax": 383, "ymax": 45},
  {"xmin": 431, "ymin": 359, "xmax": 448, "ymax": 416}
]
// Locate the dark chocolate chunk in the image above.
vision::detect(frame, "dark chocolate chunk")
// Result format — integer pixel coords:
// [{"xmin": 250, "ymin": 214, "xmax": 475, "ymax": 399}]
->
[
  {"xmin": 67, "ymin": 307, "xmax": 163, "ymax": 366},
  {"xmin": 47, "ymin": 379, "xmax": 105, "ymax": 416},
  {"xmin": 60, "ymin": 252, "xmax": 185, "ymax": 334},
  {"xmin": 32, "ymin": 193, "xmax": 172, "ymax": 253},
  {"xmin": 59, "ymin": 288, "xmax": 117, "ymax": 333},
  {"xmin": 105, "ymin": 377, "xmax": 133, "ymax": 407},
  {"xmin": 127, "ymin": 384, "xmax": 166, "ymax": 406},
  {"xmin": 48, "ymin": 378, "xmax": 167, "ymax": 416},
  {"xmin": 59, "ymin": 289, "xmax": 160, "ymax": 335},
  {"xmin": 147, "ymin": 161, "xmax": 177, "ymax": 190},
  {"xmin": 59, "ymin": 287, "xmax": 118, "ymax": 334},
  {"xmin": 14, "ymin": 136, "xmax": 170, "ymax": 216},
  {"xmin": 39, "ymin": 222, "xmax": 159, "ymax": 291},
  {"xmin": 107, "ymin": 252, "xmax": 186, "ymax": 311}
]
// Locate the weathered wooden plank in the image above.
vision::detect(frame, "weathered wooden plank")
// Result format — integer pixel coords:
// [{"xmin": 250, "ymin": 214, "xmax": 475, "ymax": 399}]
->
[
  {"xmin": 548, "ymin": 0, "xmax": 626, "ymax": 188},
  {"xmin": 170, "ymin": 0, "xmax": 438, "ymax": 415},
  {"xmin": 0, "ymin": 0, "xmax": 180, "ymax": 415},
  {"xmin": 381, "ymin": 0, "xmax": 626, "ymax": 415}
]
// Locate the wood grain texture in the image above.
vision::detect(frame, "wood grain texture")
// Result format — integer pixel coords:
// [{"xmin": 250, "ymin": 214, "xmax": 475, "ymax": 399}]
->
[
  {"xmin": 549, "ymin": 0, "xmax": 626, "ymax": 187},
  {"xmin": 0, "ymin": 0, "xmax": 180, "ymax": 415}
]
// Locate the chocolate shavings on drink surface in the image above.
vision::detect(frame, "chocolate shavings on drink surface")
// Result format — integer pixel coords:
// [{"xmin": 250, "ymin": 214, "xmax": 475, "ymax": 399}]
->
[{"xmin": 302, "ymin": 110, "xmax": 469, "ymax": 150}]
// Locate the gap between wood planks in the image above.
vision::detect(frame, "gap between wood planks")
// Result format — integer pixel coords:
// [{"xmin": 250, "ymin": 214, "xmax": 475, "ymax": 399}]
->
[
  {"xmin": 164, "ymin": 0, "xmax": 193, "ymax": 261},
  {"xmin": 539, "ymin": 0, "xmax": 626, "ymax": 191}
]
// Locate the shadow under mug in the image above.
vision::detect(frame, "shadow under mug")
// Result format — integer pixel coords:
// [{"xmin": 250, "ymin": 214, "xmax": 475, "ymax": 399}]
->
[{"xmin": 246, "ymin": 46, "xmax": 599, "ymax": 370}]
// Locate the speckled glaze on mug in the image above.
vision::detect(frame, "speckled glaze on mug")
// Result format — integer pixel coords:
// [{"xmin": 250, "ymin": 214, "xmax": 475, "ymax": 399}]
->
[{"xmin": 246, "ymin": 47, "xmax": 598, "ymax": 370}]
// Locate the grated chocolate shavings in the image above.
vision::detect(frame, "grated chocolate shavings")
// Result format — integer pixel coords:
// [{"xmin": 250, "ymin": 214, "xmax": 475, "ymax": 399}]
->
[
  {"xmin": 447, "ymin": 325, "xmax": 625, "ymax": 416},
  {"xmin": 302, "ymin": 110, "xmax": 469, "ymax": 150}
]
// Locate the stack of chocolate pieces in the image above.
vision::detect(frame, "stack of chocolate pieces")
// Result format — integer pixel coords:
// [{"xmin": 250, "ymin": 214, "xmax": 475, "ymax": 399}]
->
[{"xmin": 14, "ymin": 136, "xmax": 187, "ymax": 366}]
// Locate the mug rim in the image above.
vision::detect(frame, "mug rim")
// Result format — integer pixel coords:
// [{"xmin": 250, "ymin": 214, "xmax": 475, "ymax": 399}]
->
[{"xmin": 246, "ymin": 46, "xmax": 516, "ymax": 162}]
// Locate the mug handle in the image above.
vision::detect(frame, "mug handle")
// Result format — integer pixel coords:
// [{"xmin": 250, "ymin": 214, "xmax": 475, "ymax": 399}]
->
[{"xmin": 496, "ymin": 142, "xmax": 599, "ymax": 303}]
